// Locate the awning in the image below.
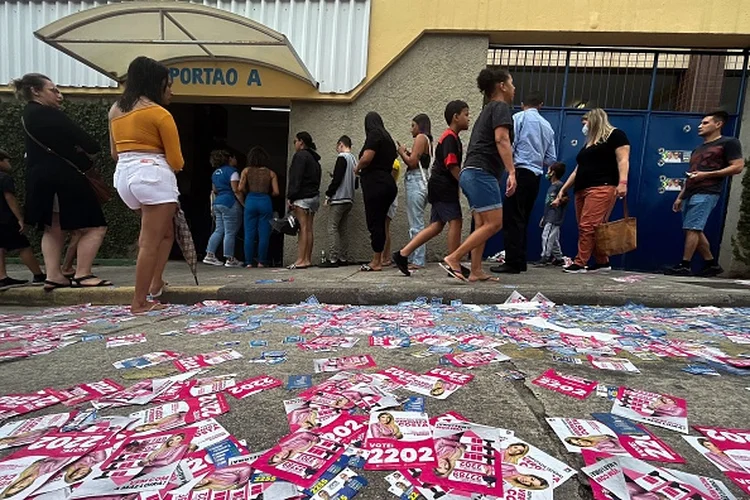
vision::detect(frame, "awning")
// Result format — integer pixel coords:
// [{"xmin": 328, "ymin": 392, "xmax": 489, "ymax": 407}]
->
[{"xmin": 34, "ymin": 2, "xmax": 317, "ymax": 87}]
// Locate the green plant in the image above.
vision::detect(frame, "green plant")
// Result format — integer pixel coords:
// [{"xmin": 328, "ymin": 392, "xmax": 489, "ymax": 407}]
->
[
  {"xmin": 731, "ymin": 158, "xmax": 750, "ymax": 266},
  {"xmin": 0, "ymin": 98, "xmax": 140, "ymax": 258}
]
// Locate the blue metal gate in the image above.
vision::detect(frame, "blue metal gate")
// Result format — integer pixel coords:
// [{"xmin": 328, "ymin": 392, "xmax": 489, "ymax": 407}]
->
[{"xmin": 484, "ymin": 47, "xmax": 749, "ymax": 271}]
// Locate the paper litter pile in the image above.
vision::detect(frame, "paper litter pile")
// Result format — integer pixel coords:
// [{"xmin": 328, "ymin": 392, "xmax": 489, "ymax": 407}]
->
[{"xmin": 0, "ymin": 296, "xmax": 749, "ymax": 500}]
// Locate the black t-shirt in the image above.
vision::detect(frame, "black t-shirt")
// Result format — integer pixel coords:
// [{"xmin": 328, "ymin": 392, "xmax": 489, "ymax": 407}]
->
[
  {"xmin": 463, "ymin": 101, "xmax": 513, "ymax": 179},
  {"xmin": 360, "ymin": 130, "xmax": 398, "ymax": 177},
  {"xmin": 0, "ymin": 171, "xmax": 17, "ymax": 224},
  {"xmin": 575, "ymin": 129, "xmax": 630, "ymax": 191},
  {"xmin": 684, "ymin": 136, "xmax": 743, "ymax": 197},
  {"xmin": 428, "ymin": 129, "xmax": 463, "ymax": 203}
]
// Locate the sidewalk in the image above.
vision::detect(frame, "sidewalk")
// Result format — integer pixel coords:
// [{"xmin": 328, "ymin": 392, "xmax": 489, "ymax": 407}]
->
[{"xmin": 2, "ymin": 261, "xmax": 750, "ymax": 307}]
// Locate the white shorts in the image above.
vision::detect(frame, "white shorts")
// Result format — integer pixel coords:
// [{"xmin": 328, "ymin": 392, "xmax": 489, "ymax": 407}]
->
[{"xmin": 114, "ymin": 152, "xmax": 179, "ymax": 210}]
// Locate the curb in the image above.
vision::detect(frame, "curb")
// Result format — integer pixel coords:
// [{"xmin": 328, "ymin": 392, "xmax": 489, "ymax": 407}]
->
[{"xmin": 2, "ymin": 284, "xmax": 750, "ymax": 308}]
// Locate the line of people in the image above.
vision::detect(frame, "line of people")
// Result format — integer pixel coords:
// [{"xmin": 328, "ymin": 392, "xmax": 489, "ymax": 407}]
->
[{"xmin": 2, "ymin": 58, "xmax": 744, "ymax": 311}]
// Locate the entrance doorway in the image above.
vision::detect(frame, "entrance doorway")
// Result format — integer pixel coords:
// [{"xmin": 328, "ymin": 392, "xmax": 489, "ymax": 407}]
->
[{"xmin": 169, "ymin": 103, "xmax": 290, "ymax": 267}]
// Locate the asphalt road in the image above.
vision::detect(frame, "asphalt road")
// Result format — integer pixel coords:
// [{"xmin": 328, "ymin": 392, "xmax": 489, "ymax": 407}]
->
[{"xmin": 0, "ymin": 303, "xmax": 748, "ymax": 500}]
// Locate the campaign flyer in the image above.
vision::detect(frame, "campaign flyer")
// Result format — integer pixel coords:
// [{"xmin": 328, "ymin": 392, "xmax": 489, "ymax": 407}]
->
[
  {"xmin": 0, "ymin": 389, "xmax": 66, "ymax": 421},
  {"xmin": 306, "ymin": 464, "xmax": 368, "ymax": 500},
  {"xmin": 0, "ymin": 413, "xmax": 75, "ymax": 451},
  {"xmin": 283, "ymin": 398, "xmax": 340, "ymax": 433},
  {"xmin": 547, "ymin": 418, "xmax": 626, "ymax": 455},
  {"xmin": 500, "ymin": 463, "xmax": 554, "ymax": 500},
  {"xmin": 443, "ymin": 348, "xmax": 510, "ymax": 368},
  {"xmin": 106, "ymin": 334, "xmax": 147, "ymax": 349},
  {"xmin": 173, "ymin": 350, "xmax": 243, "ymax": 373},
  {"xmin": 313, "ymin": 355, "xmax": 376, "ymax": 373},
  {"xmin": 58, "ymin": 380, "xmax": 125, "ymax": 408},
  {"xmin": 127, "ymin": 394, "xmax": 230, "ymax": 434},
  {"xmin": 611, "ymin": 387, "xmax": 688, "ymax": 433},
  {"xmin": 251, "ymin": 413, "xmax": 367, "ymax": 488},
  {"xmin": 424, "ymin": 368, "xmax": 474, "ymax": 387},
  {"xmin": 693, "ymin": 426, "xmax": 750, "ymax": 495},
  {"xmin": 71, "ymin": 428, "xmax": 197, "ymax": 498},
  {"xmin": 591, "ymin": 413, "xmax": 685, "ymax": 463},
  {"xmin": 499, "ymin": 438, "xmax": 575, "ymax": 489},
  {"xmin": 418, "ymin": 420, "xmax": 506, "ymax": 497},
  {"xmin": 0, "ymin": 430, "xmax": 112, "ymax": 500},
  {"xmin": 364, "ymin": 411, "xmax": 435, "ymax": 471},
  {"xmin": 113, "ymin": 352, "xmax": 181, "ymax": 370},
  {"xmin": 224, "ymin": 375, "xmax": 282, "ymax": 400},
  {"xmin": 532, "ymin": 370, "xmax": 598, "ymax": 400},
  {"xmin": 183, "ymin": 375, "xmax": 237, "ymax": 398},
  {"xmin": 587, "ymin": 356, "xmax": 641, "ymax": 373},
  {"xmin": 404, "ymin": 375, "xmax": 462, "ymax": 401}
]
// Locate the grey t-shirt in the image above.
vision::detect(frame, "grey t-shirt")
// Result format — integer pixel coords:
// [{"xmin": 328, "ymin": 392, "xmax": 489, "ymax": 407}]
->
[
  {"xmin": 463, "ymin": 101, "xmax": 514, "ymax": 179},
  {"xmin": 543, "ymin": 181, "xmax": 566, "ymax": 226}
]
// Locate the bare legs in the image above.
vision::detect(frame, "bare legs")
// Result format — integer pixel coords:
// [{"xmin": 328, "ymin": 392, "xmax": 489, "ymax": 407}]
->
[
  {"xmin": 62, "ymin": 231, "xmax": 81, "ymax": 276},
  {"xmin": 42, "ymin": 214, "xmax": 66, "ymax": 286},
  {"xmin": 292, "ymin": 208, "xmax": 314, "ymax": 267},
  {"xmin": 132, "ymin": 203, "xmax": 176, "ymax": 313},
  {"xmin": 150, "ymin": 220, "xmax": 173, "ymax": 295},
  {"xmin": 398, "ymin": 219, "xmax": 463, "ymax": 259},
  {"xmin": 444, "ymin": 209, "xmax": 502, "ymax": 282},
  {"xmin": 683, "ymin": 230, "xmax": 713, "ymax": 261},
  {"xmin": 18, "ymin": 248, "xmax": 42, "ymax": 276},
  {"xmin": 74, "ymin": 226, "xmax": 107, "ymax": 284}
]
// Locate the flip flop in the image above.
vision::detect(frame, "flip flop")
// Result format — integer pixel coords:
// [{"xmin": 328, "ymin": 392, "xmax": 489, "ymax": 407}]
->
[
  {"xmin": 44, "ymin": 279, "xmax": 71, "ymax": 292},
  {"xmin": 460, "ymin": 264, "xmax": 471, "ymax": 279},
  {"xmin": 469, "ymin": 275, "xmax": 501, "ymax": 283},
  {"xmin": 148, "ymin": 282, "xmax": 169, "ymax": 299},
  {"xmin": 72, "ymin": 275, "xmax": 113, "ymax": 288},
  {"xmin": 287, "ymin": 264, "xmax": 311, "ymax": 270},
  {"xmin": 439, "ymin": 262, "xmax": 467, "ymax": 282},
  {"xmin": 62, "ymin": 272, "xmax": 75, "ymax": 280},
  {"xmin": 359, "ymin": 264, "xmax": 381, "ymax": 272}
]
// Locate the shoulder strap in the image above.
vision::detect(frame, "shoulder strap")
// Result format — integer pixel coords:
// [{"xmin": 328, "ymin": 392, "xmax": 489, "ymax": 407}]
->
[{"xmin": 21, "ymin": 117, "xmax": 85, "ymax": 176}]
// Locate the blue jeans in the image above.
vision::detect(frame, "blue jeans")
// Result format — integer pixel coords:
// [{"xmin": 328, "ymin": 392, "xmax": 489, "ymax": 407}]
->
[
  {"xmin": 244, "ymin": 193, "xmax": 273, "ymax": 265},
  {"xmin": 459, "ymin": 168, "xmax": 503, "ymax": 212},
  {"xmin": 207, "ymin": 202, "xmax": 242, "ymax": 257},
  {"xmin": 682, "ymin": 193, "xmax": 720, "ymax": 231},
  {"xmin": 405, "ymin": 170, "xmax": 428, "ymax": 266}
]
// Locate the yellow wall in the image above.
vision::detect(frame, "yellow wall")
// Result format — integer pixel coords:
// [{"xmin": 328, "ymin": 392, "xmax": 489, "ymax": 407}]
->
[{"xmin": 32, "ymin": 0, "xmax": 750, "ymax": 101}]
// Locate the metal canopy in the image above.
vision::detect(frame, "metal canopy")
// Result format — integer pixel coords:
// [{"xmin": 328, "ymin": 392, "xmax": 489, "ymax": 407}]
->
[{"xmin": 34, "ymin": 2, "xmax": 317, "ymax": 86}]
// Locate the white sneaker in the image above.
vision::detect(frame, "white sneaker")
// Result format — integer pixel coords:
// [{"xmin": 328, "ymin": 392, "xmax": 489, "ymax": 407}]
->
[
  {"xmin": 225, "ymin": 257, "xmax": 243, "ymax": 268},
  {"xmin": 203, "ymin": 254, "xmax": 223, "ymax": 266}
]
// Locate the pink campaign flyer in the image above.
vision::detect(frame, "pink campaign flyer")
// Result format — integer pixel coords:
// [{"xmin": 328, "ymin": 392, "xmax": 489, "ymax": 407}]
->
[
  {"xmin": 364, "ymin": 411, "xmax": 435, "ymax": 471},
  {"xmin": 611, "ymin": 387, "xmax": 688, "ymax": 434},
  {"xmin": 532, "ymin": 370, "xmax": 598, "ymax": 400}
]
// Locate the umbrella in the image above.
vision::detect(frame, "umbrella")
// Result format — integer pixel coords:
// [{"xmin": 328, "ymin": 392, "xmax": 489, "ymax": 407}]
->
[{"xmin": 174, "ymin": 207, "xmax": 199, "ymax": 285}]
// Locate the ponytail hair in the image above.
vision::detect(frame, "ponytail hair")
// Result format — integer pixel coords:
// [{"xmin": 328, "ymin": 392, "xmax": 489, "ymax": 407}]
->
[
  {"xmin": 476, "ymin": 68, "xmax": 511, "ymax": 99},
  {"xmin": 295, "ymin": 131, "xmax": 316, "ymax": 150},
  {"xmin": 11, "ymin": 73, "xmax": 51, "ymax": 102}
]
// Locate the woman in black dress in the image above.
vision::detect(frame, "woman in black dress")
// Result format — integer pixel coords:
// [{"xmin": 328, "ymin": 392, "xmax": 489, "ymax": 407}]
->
[
  {"xmin": 13, "ymin": 73, "xmax": 109, "ymax": 290},
  {"xmin": 354, "ymin": 112, "xmax": 398, "ymax": 271}
]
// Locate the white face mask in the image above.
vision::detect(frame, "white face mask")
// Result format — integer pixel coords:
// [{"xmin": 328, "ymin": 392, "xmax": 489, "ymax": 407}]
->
[{"xmin": 582, "ymin": 124, "xmax": 589, "ymax": 136}]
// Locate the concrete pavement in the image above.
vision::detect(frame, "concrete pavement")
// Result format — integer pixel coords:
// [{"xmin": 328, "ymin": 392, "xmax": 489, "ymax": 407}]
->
[{"xmin": 3, "ymin": 261, "xmax": 750, "ymax": 307}]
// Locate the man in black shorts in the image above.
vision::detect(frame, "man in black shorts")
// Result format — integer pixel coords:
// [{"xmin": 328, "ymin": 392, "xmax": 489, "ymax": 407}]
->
[
  {"xmin": 393, "ymin": 101, "xmax": 470, "ymax": 276},
  {"xmin": 0, "ymin": 150, "xmax": 45, "ymax": 289}
]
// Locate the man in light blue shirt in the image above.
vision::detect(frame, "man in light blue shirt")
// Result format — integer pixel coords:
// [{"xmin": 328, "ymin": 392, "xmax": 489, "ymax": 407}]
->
[{"xmin": 491, "ymin": 91, "xmax": 557, "ymax": 274}]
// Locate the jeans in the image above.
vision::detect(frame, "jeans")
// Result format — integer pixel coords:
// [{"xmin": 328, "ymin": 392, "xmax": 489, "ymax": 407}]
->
[
  {"xmin": 574, "ymin": 186, "xmax": 617, "ymax": 266},
  {"xmin": 328, "ymin": 203, "xmax": 352, "ymax": 261},
  {"xmin": 541, "ymin": 222, "xmax": 562, "ymax": 260},
  {"xmin": 459, "ymin": 168, "xmax": 503, "ymax": 212},
  {"xmin": 244, "ymin": 193, "xmax": 273, "ymax": 265},
  {"xmin": 207, "ymin": 202, "xmax": 242, "ymax": 258},
  {"xmin": 503, "ymin": 168, "xmax": 541, "ymax": 270},
  {"xmin": 405, "ymin": 170, "xmax": 428, "ymax": 266},
  {"xmin": 682, "ymin": 193, "xmax": 720, "ymax": 231}
]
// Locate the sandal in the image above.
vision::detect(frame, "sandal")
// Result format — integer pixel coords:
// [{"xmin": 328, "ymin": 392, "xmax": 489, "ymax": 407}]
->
[
  {"xmin": 72, "ymin": 275, "xmax": 113, "ymax": 288},
  {"xmin": 460, "ymin": 264, "xmax": 471, "ymax": 279},
  {"xmin": 439, "ymin": 262, "xmax": 467, "ymax": 282},
  {"xmin": 62, "ymin": 272, "xmax": 75, "ymax": 280},
  {"xmin": 287, "ymin": 264, "xmax": 311, "ymax": 270},
  {"xmin": 44, "ymin": 279, "xmax": 72, "ymax": 292},
  {"xmin": 148, "ymin": 282, "xmax": 168, "ymax": 299},
  {"xmin": 359, "ymin": 264, "xmax": 381, "ymax": 272},
  {"xmin": 470, "ymin": 275, "xmax": 501, "ymax": 283}
]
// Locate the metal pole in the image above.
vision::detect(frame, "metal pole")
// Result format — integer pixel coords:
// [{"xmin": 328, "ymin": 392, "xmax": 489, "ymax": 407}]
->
[
  {"xmin": 555, "ymin": 50, "xmax": 572, "ymax": 141},
  {"xmin": 734, "ymin": 50, "xmax": 749, "ymax": 136}
]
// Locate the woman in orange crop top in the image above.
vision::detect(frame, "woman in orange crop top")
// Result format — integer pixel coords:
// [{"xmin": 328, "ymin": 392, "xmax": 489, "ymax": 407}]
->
[{"xmin": 110, "ymin": 56, "xmax": 185, "ymax": 314}]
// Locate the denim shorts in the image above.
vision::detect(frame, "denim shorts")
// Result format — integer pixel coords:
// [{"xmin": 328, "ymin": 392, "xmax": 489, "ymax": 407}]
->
[
  {"xmin": 682, "ymin": 193, "xmax": 720, "ymax": 231},
  {"xmin": 459, "ymin": 168, "xmax": 503, "ymax": 212},
  {"xmin": 293, "ymin": 195, "xmax": 321, "ymax": 214},
  {"xmin": 430, "ymin": 201, "xmax": 462, "ymax": 224}
]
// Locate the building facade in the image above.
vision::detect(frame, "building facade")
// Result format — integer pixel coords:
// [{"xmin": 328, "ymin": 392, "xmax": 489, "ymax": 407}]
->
[{"xmin": 2, "ymin": 0, "xmax": 750, "ymax": 273}]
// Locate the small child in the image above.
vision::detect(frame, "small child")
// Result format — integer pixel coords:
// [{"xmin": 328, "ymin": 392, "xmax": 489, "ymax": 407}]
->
[
  {"xmin": 538, "ymin": 162, "xmax": 568, "ymax": 266},
  {"xmin": 0, "ymin": 149, "xmax": 46, "ymax": 289}
]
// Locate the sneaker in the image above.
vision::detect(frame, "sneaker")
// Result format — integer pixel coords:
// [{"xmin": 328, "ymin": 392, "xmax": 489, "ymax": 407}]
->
[
  {"xmin": 533, "ymin": 258, "xmax": 551, "ymax": 267},
  {"xmin": 319, "ymin": 260, "xmax": 340, "ymax": 268},
  {"xmin": 699, "ymin": 264, "xmax": 724, "ymax": 277},
  {"xmin": 224, "ymin": 257, "xmax": 243, "ymax": 268},
  {"xmin": 0, "ymin": 277, "xmax": 29, "ymax": 291},
  {"xmin": 563, "ymin": 263, "xmax": 587, "ymax": 274},
  {"xmin": 490, "ymin": 263, "xmax": 521, "ymax": 274},
  {"xmin": 392, "ymin": 251, "xmax": 410, "ymax": 276},
  {"xmin": 32, "ymin": 273, "xmax": 47, "ymax": 285},
  {"xmin": 203, "ymin": 254, "xmax": 223, "ymax": 266},
  {"xmin": 550, "ymin": 258, "xmax": 565, "ymax": 267},
  {"xmin": 664, "ymin": 263, "xmax": 692, "ymax": 276},
  {"xmin": 587, "ymin": 262, "xmax": 612, "ymax": 273}
]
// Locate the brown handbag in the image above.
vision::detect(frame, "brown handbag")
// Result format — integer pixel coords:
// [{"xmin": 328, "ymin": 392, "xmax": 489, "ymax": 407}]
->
[
  {"xmin": 595, "ymin": 197, "xmax": 637, "ymax": 256},
  {"xmin": 21, "ymin": 118, "xmax": 113, "ymax": 205}
]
